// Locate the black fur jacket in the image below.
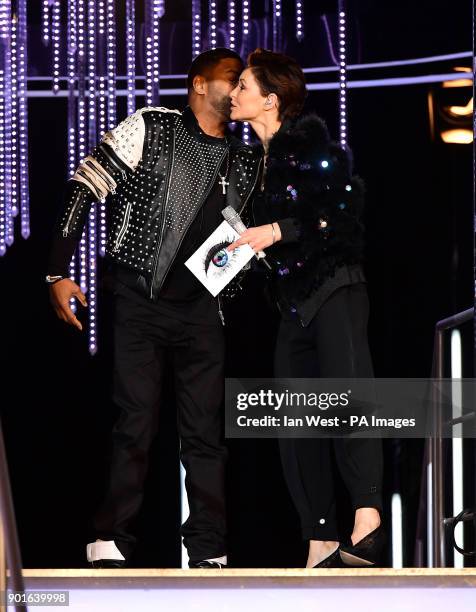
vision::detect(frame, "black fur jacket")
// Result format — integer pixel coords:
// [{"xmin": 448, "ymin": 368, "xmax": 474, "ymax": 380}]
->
[{"xmin": 252, "ymin": 112, "xmax": 366, "ymax": 306}]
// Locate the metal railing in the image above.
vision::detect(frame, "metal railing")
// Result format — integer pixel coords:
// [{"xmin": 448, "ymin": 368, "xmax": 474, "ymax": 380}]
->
[
  {"xmin": 429, "ymin": 307, "xmax": 475, "ymax": 567},
  {"xmin": 0, "ymin": 418, "xmax": 26, "ymax": 612}
]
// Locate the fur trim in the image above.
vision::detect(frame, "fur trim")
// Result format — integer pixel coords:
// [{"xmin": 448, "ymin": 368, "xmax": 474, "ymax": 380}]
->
[{"xmin": 254, "ymin": 113, "xmax": 366, "ymax": 303}]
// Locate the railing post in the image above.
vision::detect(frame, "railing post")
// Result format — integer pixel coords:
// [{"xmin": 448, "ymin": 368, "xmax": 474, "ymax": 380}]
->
[
  {"xmin": 431, "ymin": 328, "xmax": 446, "ymax": 566},
  {"xmin": 0, "ymin": 517, "xmax": 5, "ymax": 612},
  {"xmin": 0, "ymin": 418, "xmax": 26, "ymax": 611}
]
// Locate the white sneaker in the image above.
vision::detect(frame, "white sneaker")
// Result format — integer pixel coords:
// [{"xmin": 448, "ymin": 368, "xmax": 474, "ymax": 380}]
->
[{"xmin": 86, "ymin": 539, "xmax": 126, "ymax": 567}]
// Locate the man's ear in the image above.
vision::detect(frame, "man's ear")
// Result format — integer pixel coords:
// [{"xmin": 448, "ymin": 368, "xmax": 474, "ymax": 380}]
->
[{"xmin": 193, "ymin": 75, "xmax": 206, "ymax": 95}]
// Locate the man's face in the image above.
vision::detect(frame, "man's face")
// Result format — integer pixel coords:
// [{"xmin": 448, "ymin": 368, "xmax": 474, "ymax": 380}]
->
[{"xmin": 204, "ymin": 58, "xmax": 243, "ymax": 120}]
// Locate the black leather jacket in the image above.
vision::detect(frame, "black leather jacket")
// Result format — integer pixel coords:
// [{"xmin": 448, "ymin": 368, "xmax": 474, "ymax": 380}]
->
[{"xmin": 54, "ymin": 106, "xmax": 262, "ymax": 301}]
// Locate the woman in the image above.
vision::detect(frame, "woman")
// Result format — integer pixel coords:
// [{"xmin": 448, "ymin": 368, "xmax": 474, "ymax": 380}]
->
[{"xmin": 228, "ymin": 49, "xmax": 385, "ymax": 568}]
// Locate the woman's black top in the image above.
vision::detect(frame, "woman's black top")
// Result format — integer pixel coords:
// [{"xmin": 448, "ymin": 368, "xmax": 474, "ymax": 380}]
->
[{"xmin": 253, "ymin": 113, "xmax": 367, "ymax": 326}]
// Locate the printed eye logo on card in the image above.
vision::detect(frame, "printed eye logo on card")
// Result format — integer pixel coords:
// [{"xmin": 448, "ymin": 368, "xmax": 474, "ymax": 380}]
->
[
  {"xmin": 186, "ymin": 220, "xmax": 255, "ymax": 297},
  {"xmin": 204, "ymin": 239, "xmax": 239, "ymax": 277}
]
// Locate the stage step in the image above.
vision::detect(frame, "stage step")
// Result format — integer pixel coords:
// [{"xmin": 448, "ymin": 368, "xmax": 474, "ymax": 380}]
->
[{"xmin": 7, "ymin": 568, "xmax": 476, "ymax": 612}]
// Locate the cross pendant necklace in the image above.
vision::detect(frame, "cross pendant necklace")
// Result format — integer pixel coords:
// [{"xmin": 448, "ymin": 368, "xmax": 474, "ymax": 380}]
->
[
  {"xmin": 219, "ymin": 175, "xmax": 229, "ymax": 195},
  {"xmin": 218, "ymin": 147, "xmax": 230, "ymax": 195}
]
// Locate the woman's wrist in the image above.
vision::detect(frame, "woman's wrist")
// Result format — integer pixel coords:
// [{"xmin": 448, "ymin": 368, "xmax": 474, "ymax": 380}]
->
[{"xmin": 270, "ymin": 222, "xmax": 281, "ymax": 243}]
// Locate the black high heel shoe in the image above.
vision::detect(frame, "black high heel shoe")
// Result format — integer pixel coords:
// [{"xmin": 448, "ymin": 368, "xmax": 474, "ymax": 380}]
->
[
  {"xmin": 312, "ymin": 544, "xmax": 346, "ymax": 568},
  {"xmin": 339, "ymin": 524, "xmax": 386, "ymax": 567}
]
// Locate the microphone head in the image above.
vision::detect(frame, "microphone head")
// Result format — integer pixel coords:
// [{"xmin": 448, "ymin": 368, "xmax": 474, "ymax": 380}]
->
[{"xmin": 222, "ymin": 206, "xmax": 240, "ymax": 223}]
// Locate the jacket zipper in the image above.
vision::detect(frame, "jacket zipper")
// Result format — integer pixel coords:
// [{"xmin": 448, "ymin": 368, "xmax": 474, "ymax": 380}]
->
[
  {"xmin": 150, "ymin": 128, "xmax": 177, "ymax": 299},
  {"xmin": 151, "ymin": 143, "xmax": 228, "ymax": 299},
  {"xmin": 99, "ymin": 144, "xmax": 128, "ymax": 181},
  {"xmin": 113, "ymin": 201, "xmax": 132, "ymax": 252},
  {"xmin": 63, "ymin": 191, "xmax": 83, "ymax": 237},
  {"xmin": 217, "ymin": 294, "xmax": 225, "ymax": 326},
  {"xmin": 74, "ymin": 168, "xmax": 105, "ymax": 202}
]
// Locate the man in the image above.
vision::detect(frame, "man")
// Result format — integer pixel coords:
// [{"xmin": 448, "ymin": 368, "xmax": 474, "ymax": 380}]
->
[{"xmin": 46, "ymin": 48, "xmax": 261, "ymax": 568}]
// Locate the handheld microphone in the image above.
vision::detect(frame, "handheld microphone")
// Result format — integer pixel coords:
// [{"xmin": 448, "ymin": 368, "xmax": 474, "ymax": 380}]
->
[{"xmin": 222, "ymin": 206, "xmax": 272, "ymax": 270}]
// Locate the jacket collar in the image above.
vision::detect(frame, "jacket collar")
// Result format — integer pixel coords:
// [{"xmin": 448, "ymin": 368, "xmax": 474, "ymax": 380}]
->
[
  {"xmin": 182, "ymin": 105, "xmax": 228, "ymax": 146},
  {"xmin": 181, "ymin": 105, "xmax": 258, "ymax": 152}
]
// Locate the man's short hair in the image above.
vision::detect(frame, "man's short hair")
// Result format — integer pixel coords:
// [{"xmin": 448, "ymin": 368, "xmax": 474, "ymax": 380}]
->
[{"xmin": 187, "ymin": 48, "xmax": 243, "ymax": 91}]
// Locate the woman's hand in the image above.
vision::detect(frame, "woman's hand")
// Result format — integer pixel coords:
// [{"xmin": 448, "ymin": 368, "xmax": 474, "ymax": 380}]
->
[{"xmin": 227, "ymin": 223, "xmax": 282, "ymax": 253}]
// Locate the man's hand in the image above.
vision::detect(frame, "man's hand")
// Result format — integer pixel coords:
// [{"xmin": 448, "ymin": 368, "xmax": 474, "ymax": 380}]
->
[
  {"xmin": 49, "ymin": 278, "xmax": 88, "ymax": 331},
  {"xmin": 227, "ymin": 223, "xmax": 282, "ymax": 253}
]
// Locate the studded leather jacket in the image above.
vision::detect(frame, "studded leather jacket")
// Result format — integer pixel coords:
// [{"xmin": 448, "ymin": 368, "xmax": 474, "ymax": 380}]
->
[{"xmin": 53, "ymin": 106, "xmax": 262, "ymax": 301}]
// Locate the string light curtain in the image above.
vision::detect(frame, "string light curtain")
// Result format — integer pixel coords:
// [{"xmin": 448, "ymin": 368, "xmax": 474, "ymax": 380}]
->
[
  {"xmin": 0, "ymin": 0, "xmax": 29, "ymax": 256},
  {"xmin": 41, "ymin": 0, "xmax": 120, "ymax": 353}
]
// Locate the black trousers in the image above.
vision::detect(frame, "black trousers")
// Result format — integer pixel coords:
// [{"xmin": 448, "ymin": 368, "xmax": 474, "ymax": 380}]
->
[
  {"xmin": 93, "ymin": 286, "xmax": 227, "ymax": 563},
  {"xmin": 275, "ymin": 283, "xmax": 383, "ymax": 541}
]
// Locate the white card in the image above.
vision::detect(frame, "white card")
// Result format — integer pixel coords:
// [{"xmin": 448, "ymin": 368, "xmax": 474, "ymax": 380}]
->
[{"xmin": 184, "ymin": 220, "xmax": 255, "ymax": 297}]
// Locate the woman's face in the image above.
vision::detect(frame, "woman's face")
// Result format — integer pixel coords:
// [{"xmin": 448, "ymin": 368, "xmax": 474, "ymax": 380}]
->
[{"xmin": 230, "ymin": 68, "xmax": 269, "ymax": 122}]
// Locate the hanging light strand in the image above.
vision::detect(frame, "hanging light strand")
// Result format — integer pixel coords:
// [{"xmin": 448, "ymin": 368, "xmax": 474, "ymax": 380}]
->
[
  {"xmin": 98, "ymin": 0, "xmax": 105, "ymax": 35},
  {"xmin": 106, "ymin": 0, "xmax": 116, "ymax": 129},
  {"xmin": 9, "ymin": 12, "xmax": 17, "ymax": 228},
  {"xmin": 17, "ymin": 0, "xmax": 29, "ymax": 239},
  {"xmin": 1, "ymin": 3, "xmax": 13, "ymax": 251},
  {"xmin": 337, "ymin": 1, "xmax": 348, "ymax": 147},
  {"xmin": 0, "ymin": 0, "xmax": 7, "ymax": 251},
  {"xmin": 209, "ymin": 0, "xmax": 217, "ymax": 49},
  {"xmin": 66, "ymin": 0, "xmax": 77, "ymax": 308},
  {"xmin": 75, "ymin": 0, "xmax": 87, "ymax": 311},
  {"xmin": 87, "ymin": 0, "xmax": 97, "ymax": 163},
  {"xmin": 0, "ymin": 80, "xmax": 4, "ymax": 255},
  {"xmin": 125, "ymin": 0, "xmax": 136, "ymax": 115},
  {"xmin": 67, "ymin": 0, "xmax": 77, "ymax": 179},
  {"xmin": 87, "ymin": 0, "xmax": 97, "ymax": 355},
  {"xmin": 42, "ymin": 0, "xmax": 50, "ymax": 44},
  {"xmin": 97, "ymin": 1, "xmax": 107, "ymax": 257},
  {"xmin": 272, "ymin": 0, "xmax": 282, "ymax": 51},
  {"xmin": 144, "ymin": 0, "xmax": 153, "ymax": 105},
  {"xmin": 295, "ymin": 1, "xmax": 304, "ymax": 41},
  {"xmin": 242, "ymin": 0, "xmax": 250, "ymax": 57},
  {"xmin": 151, "ymin": 0, "xmax": 162, "ymax": 106},
  {"xmin": 0, "ymin": 0, "xmax": 9, "ymax": 40},
  {"xmin": 192, "ymin": 0, "xmax": 201, "ymax": 58},
  {"xmin": 52, "ymin": 0, "xmax": 60, "ymax": 93},
  {"xmin": 228, "ymin": 0, "xmax": 236, "ymax": 50},
  {"xmin": 242, "ymin": 0, "xmax": 250, "ymax": 142}
]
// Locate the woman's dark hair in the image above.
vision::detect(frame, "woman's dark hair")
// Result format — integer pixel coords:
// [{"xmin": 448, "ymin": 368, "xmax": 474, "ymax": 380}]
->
[
  {"xmin": 247, "ymin": 48, "xmax": 307, "ymax": 120},
  {"xmin": 187, "ymin": 48, "xmax": 243, "ymax": 91}
]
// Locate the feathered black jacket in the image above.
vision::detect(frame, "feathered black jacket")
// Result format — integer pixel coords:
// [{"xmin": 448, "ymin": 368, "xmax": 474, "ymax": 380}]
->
[{"xmin": 252, "ymin": 112, "xmax": 367, "ymax": 325}]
